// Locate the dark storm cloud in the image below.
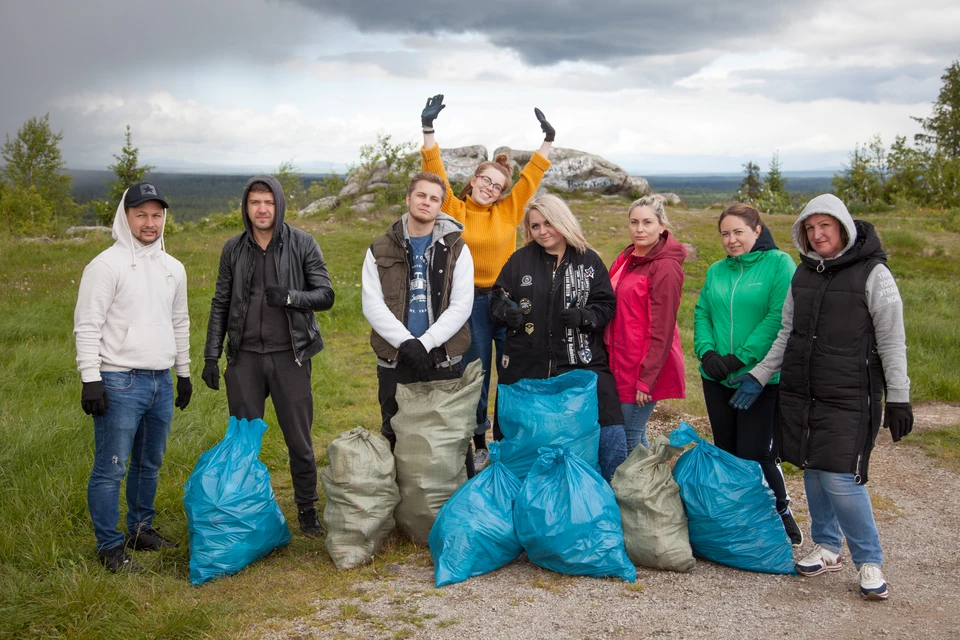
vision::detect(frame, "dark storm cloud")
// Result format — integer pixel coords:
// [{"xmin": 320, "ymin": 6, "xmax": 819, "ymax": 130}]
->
[
  {"xmin": 731, "ymin": 64, "xmax": 944, "ymax": 104},
  {"xmin": 292, "ymin": 0, "xmax": 822, "ymax": 66}
]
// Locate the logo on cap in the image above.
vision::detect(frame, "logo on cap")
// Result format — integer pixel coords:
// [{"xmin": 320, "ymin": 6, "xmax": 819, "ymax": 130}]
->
[{"xmin": 141, "ymin": 184, "xmax": 157, "ymax": 196}]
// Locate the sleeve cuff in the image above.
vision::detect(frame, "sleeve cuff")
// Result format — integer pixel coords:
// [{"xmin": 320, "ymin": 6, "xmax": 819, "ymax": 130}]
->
[
  {"xmin": 529, "ymin": 151, "xmax": 552, "ymax": 172},
  {"xmin": 421, "ymin": 144, "xmax": 441, "ymax": 160}
]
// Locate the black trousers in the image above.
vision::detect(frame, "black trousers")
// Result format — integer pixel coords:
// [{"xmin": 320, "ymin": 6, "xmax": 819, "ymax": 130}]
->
[
  {"xmin": 224, "ymin": 350, "xmax": 318, "ymax": 507},
  {"xmin": 377, "ymin": 361, "xmax": 474, "ymax": 477},
  {"xmin": 702, "ymin": 377, "xmax": 788, "ymax": 512}
]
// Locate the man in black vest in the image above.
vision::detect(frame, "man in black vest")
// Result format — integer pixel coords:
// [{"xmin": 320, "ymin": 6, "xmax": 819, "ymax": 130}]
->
[
  {"xmin": 202, "ymin": 176, "xmax": 335, "ymax": 538},
  {"xmin": 360, "ymin": 172, "xmax": 474, "ymax": 452}
]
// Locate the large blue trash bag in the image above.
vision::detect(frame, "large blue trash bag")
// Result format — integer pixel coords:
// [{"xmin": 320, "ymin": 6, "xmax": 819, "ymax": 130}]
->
[
  {"xmin": 497, "ymin": 370, "xmax": 601, "ymax": 481},
  {"xmin": 670, "ymin": 422, "xmax": 794, "ymax": 575},
  {"xmin": 184, "ymin": 417, "xmax": 291, "ymax": 585},
  {"xmin": 428, "ymin": 442, "xmax": 523, "ymax": 587},
  {"xmin": 514, "ymin": 447, "xmax": 636, "ymax": 582}
]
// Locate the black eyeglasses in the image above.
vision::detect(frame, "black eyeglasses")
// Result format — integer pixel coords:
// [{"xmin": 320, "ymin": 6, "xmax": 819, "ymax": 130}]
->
[{"xmin": 475, "ymin": 174, "xmax": 504, "ymax": 194}]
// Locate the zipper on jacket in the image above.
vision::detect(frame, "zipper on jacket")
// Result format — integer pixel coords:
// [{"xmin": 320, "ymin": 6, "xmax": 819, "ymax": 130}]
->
[
  {"xmin": 728, "ymin": 259, "xmax": 744, "ymax": 365},
  {"xmin": 275, "ymin": 241, "xmax": 302, "ymax": 367}
]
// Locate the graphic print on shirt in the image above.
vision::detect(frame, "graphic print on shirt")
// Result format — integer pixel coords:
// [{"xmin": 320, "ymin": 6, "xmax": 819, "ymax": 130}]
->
[
  {"xmin": 407, "ymin": 234, "xmax": 431, "ymax": 338},
  {"xmin": 564, "ymin": 264, "xmax": 595, "ymax": 364}
]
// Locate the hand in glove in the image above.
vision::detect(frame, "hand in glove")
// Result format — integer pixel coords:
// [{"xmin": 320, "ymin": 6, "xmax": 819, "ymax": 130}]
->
[
  {"xmin": 201, "ymin": 359, "xmax": 220, "ymax": 391},
  {"xmin": 559, "ymin": 308, "xmax": 583, "ymax": 329},
  {"xmin": 175, "ymin": 376, "xmax": 193, "ymax": 410},
  {"xmin": 534, "ymin": 108, "xmax": 555, "ymax": 142},
  {"xmin": 721, "ymin": 353, "xmax": 745, "ymax": 372},
  {"xmin": 503, "ymin": 307, "xmax": 524, "ymax": 329},
  {"xmin": 398, "ymin": 339, "xmax": 432, "ymax": 372},
  {"xmin": 81, "ymin": 381, "xmax": 109, "ymax": 416},
  {"xmin": 883, "ymin": 402, "xmax": 914, "ymax": 442},
  {"xmin": 700, "ymin": 350, "xmax": 729, "ymax": 380},
  {"xmin": 265, "ymin": 285, "xmax": 289, "ymax": 307},
  {"xmin": 422, "ymin": 94, "xmax": 445, "ymax": 128},
  {"xmin": 728, "ymin": 374, "xmax": 763, "ymax": 410}
]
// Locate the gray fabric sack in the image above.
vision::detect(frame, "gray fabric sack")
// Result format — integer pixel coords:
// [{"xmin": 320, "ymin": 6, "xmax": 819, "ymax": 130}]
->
[
  {"xmin": 611, "ymin": 434, "xmax": 696, "ymax": 573},
  {"xmin": 392, "ymin": 360, "xmax": 483, "ymax": 546},
  {"xmin": 321, "ymin": 427, "xmax": 400, "ymax": 569}
]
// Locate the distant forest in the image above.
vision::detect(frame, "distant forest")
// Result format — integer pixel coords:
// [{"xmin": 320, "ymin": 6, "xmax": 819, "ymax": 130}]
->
[
  {"xmin": 70, "ymin": 170, "xmax": 335, "ymax": 223},
  {"xmin": 69, "ymin": 170, "xmax": 834, "ymax": 222}
]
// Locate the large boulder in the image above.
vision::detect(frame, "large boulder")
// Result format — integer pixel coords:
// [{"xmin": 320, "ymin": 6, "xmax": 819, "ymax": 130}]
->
[
  {"xmin": 437, "ymin": 145, "xmax": 488, "ymax": 184},
  {"xmin": 494, "ymin": 146, "xmax": 649, "ymax": 197},
  {"xmin": 298, "ymin": 196, "xmax": 339, "ymax": 217}
]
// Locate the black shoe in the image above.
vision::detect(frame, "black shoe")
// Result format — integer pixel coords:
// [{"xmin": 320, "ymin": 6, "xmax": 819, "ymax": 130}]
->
[
  {"xmin": 126, "ymin": 528, "xmax": 180, "ymax": 551},
  {"xmin": 98, "ymin": 545, "xmax": 143, "ymax": 573},
  {"xmin": 780, "ymin": 509, "xmax": 804, "ymax": 546},
  {"xmin": 298, "ymin": 505, "xmax": 324, "ymax": 538}
]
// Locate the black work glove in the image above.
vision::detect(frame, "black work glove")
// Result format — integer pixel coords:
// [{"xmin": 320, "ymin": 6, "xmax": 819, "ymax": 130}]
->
[
  {"xmin": 201, "ymin": 359, "xmax": 220, "ymax": 391},
  {"xmin": 883, "ymin": 402, "xmax": 914, "ymax": 442},
  {"xmin": 721, "ymin": 353, "xmax": 745, "ymax": 373},
  {"xmin": 422, "ymin": 94, "xmax": 445, "ymax": 128},
  {"xmin": 175, "ymin": 376, "xmax": 193, "ymax": 410},
  {"xmin": 81, "ymin": 381, "xmax": 109, "ymax": 416},
  {"xmin": 398, "ymin": 339, "xmax": 432, "ymax": 372},
  {"xmin": 265, "ymin": 285, "xmax": 289, "ymax": 307},
  {"xmin": 559, "ymin": 308, "xmax": 584, "ymax": 329},
  {"xmin": 534, "ymin": 107, "xmax": 555, "ymax": 142},
  {"xmin": 700, "ymin": 350, "xmax": 729, "ymax": 381},
  {"xmin": 503, "ymin": 307, "xmax": 524, "ymax": 329}
]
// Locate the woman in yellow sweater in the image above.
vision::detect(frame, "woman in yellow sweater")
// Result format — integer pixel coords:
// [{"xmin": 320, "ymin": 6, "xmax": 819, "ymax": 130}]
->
[{"xmin": 420, "ymin": 94, "xmax": 555, "ymax": 464}]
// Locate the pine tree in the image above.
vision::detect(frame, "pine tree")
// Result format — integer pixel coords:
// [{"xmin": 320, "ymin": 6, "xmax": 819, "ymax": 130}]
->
[
  {"xmin": 756, "ymin": 152, "xmax": 793, "ymax": 214},
  {"xmin": 738, "ymin": 161, "xmax": 761, "ymax": 203},
  {"xmin": 95, "ymin": 126, "xmax": 155, "ymax": 224},
  {"xmin": 914, "ymin": 60, "xmax": 960, "ymax": 158}
]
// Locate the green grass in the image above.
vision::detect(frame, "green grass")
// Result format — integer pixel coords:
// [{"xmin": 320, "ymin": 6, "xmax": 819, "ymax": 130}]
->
[
  {"xmin": 908, "ymin": 426, "xmax": 960, "ymax": 473},
  {"xmin": 0, "ymin": 197, "xmax": 958, "ymax": 638}
]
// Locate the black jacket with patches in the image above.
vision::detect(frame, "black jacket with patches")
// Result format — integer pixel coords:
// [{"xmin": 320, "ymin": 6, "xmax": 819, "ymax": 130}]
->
[
  {"xmin": 204, "ymin": 175, "xmax": 335, "ymax": 365},
  {"xmin": 491, "ymin": 243, "xmax": 622, "ymax": 426}
]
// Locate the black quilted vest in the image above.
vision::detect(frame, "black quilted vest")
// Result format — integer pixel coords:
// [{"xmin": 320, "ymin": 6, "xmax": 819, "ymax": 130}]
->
[{"xmin": 776, "ymin": 221, "xmax": 887, "ymax": 484}]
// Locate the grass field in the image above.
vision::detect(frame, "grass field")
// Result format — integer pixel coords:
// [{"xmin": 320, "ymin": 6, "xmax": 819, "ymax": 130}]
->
[{"xmin": 1, "ymin": 194, "xmax": 957, "ymax": 638}]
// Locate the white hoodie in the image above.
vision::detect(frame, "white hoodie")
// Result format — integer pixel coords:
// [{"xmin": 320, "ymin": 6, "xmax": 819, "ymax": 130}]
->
[{"xmin": 74, "ymin": 193, "xmax": 190, "ymax": 382}]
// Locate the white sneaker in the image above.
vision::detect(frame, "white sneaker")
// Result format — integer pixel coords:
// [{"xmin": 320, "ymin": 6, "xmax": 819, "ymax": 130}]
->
[
  {"xmin": 795, "ymin": 544, "xmax": 843, "ymax": 576},
  {"xmin": 859, "ymin": 563, "xmax": 889, "ymax": 600},
  {"xmin": 473, "ymin": 448, "xmax": 490, "ymax": 471}
]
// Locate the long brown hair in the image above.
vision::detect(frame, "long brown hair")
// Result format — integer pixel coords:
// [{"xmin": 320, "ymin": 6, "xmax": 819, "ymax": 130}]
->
[{"xmin": 459, "ymin": 153, "xmax": 513, "ymax": 202}]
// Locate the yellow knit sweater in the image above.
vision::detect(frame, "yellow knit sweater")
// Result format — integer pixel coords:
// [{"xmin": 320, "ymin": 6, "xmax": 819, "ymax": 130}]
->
[{"xmin": 420, "ymin": 144, "xmax": 552, "ymax": 287}]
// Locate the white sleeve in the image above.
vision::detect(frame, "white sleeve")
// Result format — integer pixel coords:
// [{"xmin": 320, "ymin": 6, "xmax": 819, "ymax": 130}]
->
[
  {"xmin": 172, "ymin": 264, "xmax": 191, "ymax": 378},
  {"xmin": 420, "ymin": 245, "xmax": 474, "ymax": 352},
  {"xmin": 361, "ymin": 248, "xmax": 414, "ymax": 349},
  {"xmin": 74, "ymin": 261, "xmax": 115, "ymax": 383},
  {"xmin": 750, "ymin": 285, "xmax": 794, "ymax": 386},
  {"xmin": 865, "ymin": 264, "xmax": 910, "ymax": 402}
]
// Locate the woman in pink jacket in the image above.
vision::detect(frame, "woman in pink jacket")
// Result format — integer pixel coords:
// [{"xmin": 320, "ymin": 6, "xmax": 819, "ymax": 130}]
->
[{"xmin": 604, "ymin": 195, "xmax": 686, "ymax": 452}]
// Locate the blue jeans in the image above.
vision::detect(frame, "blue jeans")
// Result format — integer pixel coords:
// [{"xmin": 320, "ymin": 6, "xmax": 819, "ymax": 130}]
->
[
  {"xmin": 621, "ymin": 401, "xmax": 657, "ymax": 452},
  {"xmin": 804, "ymin": 469, "xmax": 883, "ymax": 568},
  {"xmin": 464, "ymin": 293, "xmax": 505, "ymax": 436},
  {"xmin": 88, "ymin": 370, "xmax": 173, "ymax": 552},
  {"xmin": 598, "ymin": 424, "xmax": 627, "ymax": 482}
]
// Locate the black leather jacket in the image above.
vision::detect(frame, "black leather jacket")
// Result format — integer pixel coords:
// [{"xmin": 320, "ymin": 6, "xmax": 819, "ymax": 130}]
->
[{"xmin": 204, "ymin": 175, "xmax": 335, "ymax": 365}]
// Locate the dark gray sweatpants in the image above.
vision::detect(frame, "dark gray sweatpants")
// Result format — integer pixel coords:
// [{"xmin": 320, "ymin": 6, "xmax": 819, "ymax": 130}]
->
[{"xmin": 224, "ymin": 349, "xmax": 319, "ymax": 506}]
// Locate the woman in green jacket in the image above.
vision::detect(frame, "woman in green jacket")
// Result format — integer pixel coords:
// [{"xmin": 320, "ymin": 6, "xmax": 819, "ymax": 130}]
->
[{"xmin": 693, "ymin": 203, "xmax": 801, "ymax": 545}]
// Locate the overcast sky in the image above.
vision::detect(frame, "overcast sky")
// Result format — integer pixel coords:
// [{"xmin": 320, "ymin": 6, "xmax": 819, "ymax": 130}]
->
[{"xmin": 1, "ymin": 0, "xmax": 957, "ymax": 174}]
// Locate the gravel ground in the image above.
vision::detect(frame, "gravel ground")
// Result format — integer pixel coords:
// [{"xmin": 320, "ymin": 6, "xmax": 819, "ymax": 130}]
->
[{"xmin": 256, "ymin": 403, "xmax": 960, "ymax": 640}]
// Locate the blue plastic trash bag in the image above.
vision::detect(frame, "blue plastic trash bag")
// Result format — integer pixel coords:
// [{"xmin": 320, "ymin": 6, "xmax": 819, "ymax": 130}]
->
[
  {"xmin": 670, "ymin": 422, "xmax": 794, "ymax": 575},
  {"xmin": 497, "ymin": 370, "xmax": 601, "ymax": 481},
  {"xmin": 428, "ymin": 442, "xmax": 523, "ymax": 587},
  {"xmin": 514, "ymin": 447, "xmax": 636, "ymax": 582},
  {"xmin": 184, "ymin": 417, "xmax": 291, "ymax": 585}
]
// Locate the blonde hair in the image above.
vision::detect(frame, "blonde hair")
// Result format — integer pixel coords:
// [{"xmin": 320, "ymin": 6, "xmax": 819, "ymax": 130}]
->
[
  {"xmin": 522, "ymin": 194, "xmax": 591, "ymax": 253},
  {"xmin": 628, "ymin": 195, "xmax": 668, "ymax": 225},
  {"xmin": 459, "ymin": 153, "xmax": 513, "ymax": 202}
]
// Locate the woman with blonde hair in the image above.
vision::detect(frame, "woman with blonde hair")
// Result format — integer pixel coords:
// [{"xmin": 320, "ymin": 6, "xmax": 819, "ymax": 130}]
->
[
  {"xmin": 420, "ymin": 94, "xmax": 555, "ymax": 465},
  {"xmin": 490, "ymin": 194, "xmax": 627, "ymax": 481},
  {"xmin": 605, "ymin": 196, "xmax": 687, "ymax": 453}
]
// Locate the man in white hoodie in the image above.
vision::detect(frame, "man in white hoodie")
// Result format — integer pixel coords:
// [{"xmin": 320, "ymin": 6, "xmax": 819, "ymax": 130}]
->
[{"xmin": 74, "ymin": 182, "xmax": 192, "ymax": 573}]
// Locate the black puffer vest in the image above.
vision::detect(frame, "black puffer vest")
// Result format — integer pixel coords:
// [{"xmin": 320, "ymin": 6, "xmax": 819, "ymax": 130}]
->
[{"xmin": 776, "ymin": 221, "xmax": 887, "ymax": 483}]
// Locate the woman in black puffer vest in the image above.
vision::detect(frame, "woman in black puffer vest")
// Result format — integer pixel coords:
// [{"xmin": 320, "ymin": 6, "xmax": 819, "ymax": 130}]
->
[{"xmin": 731, "ymin": 194, "xmax": 913, "ymax": 601}]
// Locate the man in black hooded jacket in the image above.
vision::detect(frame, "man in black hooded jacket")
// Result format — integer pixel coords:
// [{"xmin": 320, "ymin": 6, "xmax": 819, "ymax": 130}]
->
[{"xmin": 202, "ymin": 175, "xmax": 335, "ymax": 537}]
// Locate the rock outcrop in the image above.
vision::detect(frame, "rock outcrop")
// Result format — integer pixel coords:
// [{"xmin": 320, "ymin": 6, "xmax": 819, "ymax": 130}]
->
[{"xmin": 494, "ymin": 147, "xmax": 650, "ymax": 197}]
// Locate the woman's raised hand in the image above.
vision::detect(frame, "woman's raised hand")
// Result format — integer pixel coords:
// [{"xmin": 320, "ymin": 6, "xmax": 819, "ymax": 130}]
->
[
  {"xmin": 422, "ymin": 94, "xmax": 445, "ymax": 128},
  {"xmin": 534, "ymin": 107, "xmax": 555, "ymax": 142}
]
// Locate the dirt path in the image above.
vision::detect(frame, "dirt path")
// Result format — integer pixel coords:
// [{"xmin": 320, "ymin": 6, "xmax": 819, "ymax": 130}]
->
[{"xmin": 257, "ymin": 403, "xmax": 960, "ymax": 640}]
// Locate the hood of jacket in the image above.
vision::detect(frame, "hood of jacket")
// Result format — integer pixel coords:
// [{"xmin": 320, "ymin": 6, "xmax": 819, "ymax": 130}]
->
[
  {"xmin": 792, "ymin": 193, "xmax": 858, "ymax": 260},
  {"xmin": 752, "ymin": 225, "xmax": 778, "ymax": 252},
  {"xmin": 389, "ymin": 212, "xmax": 464, "ymax": 246},
  {"xmin": 616, "ymin": 230, "xmax": 687, "ymax": 270},
  {"xmin": 111, "ymin": 187, "xmax": 167, "ymax": 269},
  {"xmin": 241, "ymin": 175, "xmax": 287, "ymax": 243}
]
